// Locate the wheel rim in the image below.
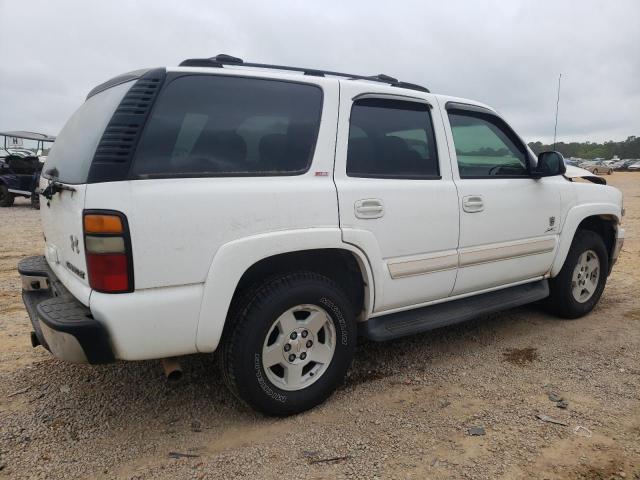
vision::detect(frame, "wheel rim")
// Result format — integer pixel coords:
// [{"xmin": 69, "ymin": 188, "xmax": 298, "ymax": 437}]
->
[
  {"xmin": 261, "ymin": 304, "xmax": 336, "ymax": 392},
  {"xmin": 571, "ymin": 249, "xmax": 600, "ymax": 303}
]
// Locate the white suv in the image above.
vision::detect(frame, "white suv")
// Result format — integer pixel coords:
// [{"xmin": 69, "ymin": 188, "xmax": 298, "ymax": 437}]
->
[{"xmin": 19, "ymin": 55, "xmax": 624, "ymax": 416}]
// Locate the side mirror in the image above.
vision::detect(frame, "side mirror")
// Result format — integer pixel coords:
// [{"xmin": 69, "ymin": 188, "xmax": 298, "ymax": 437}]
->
[{"xmin": 533, "ymin": 151, "xmax": 566, "ymax": 177}]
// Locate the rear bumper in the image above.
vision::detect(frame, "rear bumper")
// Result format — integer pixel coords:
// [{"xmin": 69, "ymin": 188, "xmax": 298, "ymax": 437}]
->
[{"xmin": 18, "ymin": 255, "xmax": 114, "ymax": 364}]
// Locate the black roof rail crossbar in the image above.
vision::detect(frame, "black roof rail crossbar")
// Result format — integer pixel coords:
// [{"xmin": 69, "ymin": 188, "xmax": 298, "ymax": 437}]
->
[{"xmin": 179, "ymin": 54, "xmax": 430, "ymax": 93}]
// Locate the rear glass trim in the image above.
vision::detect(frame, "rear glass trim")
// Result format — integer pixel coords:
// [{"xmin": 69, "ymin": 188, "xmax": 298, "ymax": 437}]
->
[
  {"xmin": 86, "ymin": 69, "xmax": 152, "ymax": 100},
  {"xmin": 127, "ymin": 72, "xmax": 325, "ymax": 180}
]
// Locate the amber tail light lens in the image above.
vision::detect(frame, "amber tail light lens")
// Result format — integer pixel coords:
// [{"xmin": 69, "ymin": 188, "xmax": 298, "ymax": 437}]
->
[{"xmin": 83, "ymin": 211, "xmax": 133, "ymax": 293}]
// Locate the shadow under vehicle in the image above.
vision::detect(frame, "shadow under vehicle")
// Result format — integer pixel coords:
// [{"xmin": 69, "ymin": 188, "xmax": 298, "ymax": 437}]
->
[{"xmin": 0, "ymin": 131, "xmax": 56, "ymax": 208}]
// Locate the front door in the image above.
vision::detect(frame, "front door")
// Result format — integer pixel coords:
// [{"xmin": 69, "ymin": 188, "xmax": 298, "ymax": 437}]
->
[
  {"xmin": 441, "ymin": 101, "xmax": 562, "ymax": 295},
  {"xmin": 334, "ymin": 82, "xmax": 460, "ymax": 313}
]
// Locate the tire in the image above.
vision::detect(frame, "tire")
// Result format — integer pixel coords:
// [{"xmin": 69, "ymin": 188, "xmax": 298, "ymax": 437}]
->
[
  {"xmin": 0, "ymin": 184, "xmax": 15, "ymax": 207},
  {"xmin": 546, "ymin": 229, "xmax": 609, "ymax": 319},
  {"xmin": 31, "ymin": 192, "xmax": 40, "ymax": 210},
  {"xmin": 219, "ymin": 271, "xmax": 356, "ymax": 416}
]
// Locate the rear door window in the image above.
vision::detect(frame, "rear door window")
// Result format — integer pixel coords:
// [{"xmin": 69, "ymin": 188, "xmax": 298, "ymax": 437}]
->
[
  {"xmin": 346, "ymin": 98, "xmax": 439, "ymax": 178},
  {"xmin": 131, "ymin": 75, "xmax": 323, "ymax": 177}
]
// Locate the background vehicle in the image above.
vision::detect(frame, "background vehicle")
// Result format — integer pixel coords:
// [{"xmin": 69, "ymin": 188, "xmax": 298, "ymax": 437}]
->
[
  {"xmin": 628, "ymin": 161, "xmax": 640, "ymax": 171},
  {"xmin": 0, "ymin": 131, "xmax": 55, "ymax": 208},
  {"xmin": 18, "ymin": 56, "xmax": 625, "ymax": 416},
  {"xmin": 581, "ymin": 160, "xmax": 614, "ymax": 175}
]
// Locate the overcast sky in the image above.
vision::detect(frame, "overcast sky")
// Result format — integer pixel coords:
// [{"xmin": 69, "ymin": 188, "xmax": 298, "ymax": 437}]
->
[{"xmin": 1, "ymin": 0, "xmax": 638, "ymax": 144}]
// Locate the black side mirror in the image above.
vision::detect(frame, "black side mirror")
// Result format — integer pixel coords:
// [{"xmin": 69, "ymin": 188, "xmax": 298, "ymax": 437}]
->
[{"xmin": 533, "ymin": 151, "xmax": 566, "ymax": 177}]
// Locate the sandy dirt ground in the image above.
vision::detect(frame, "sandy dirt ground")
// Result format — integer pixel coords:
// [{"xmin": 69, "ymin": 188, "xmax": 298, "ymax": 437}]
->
[{"xmin": 0, "ymin": 174, "xmax": 638, "ymax": 480}]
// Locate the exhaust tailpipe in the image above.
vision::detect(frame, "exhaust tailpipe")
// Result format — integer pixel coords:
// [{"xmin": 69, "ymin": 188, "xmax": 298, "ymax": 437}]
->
[{"xmin": 161, "ymin": 357, "xmax": 183, "ymax": 382}]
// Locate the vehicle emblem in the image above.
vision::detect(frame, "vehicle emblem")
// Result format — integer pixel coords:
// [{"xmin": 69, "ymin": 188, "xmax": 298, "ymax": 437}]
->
[
  {"xmin": 66, "ymin": 261, "xmax": 85, "ymax": 279},
  {"xmin": 70, "ymin": 234, "xmax": 80, "ymax": 254}
]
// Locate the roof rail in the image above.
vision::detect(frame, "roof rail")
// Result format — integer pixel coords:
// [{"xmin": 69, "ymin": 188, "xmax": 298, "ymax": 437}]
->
[{"xmin": 179, "ymin": 54, "xmax": 430, "ymax": 93}]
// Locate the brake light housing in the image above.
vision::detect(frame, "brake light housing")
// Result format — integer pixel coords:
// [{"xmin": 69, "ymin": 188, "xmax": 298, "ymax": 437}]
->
[{"xmin": 83, "ymin": 210, "xmax": 134, "ymax": 293}]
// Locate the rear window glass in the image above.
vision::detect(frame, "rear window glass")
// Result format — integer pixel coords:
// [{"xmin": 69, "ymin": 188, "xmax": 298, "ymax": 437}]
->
[
  {"xmin": 131, "ymin": 75, "xmax": 323, "ymax": 177},
  {"xmin": 42, "ymin": 81, "xmax": 133, "ymax": 184}
]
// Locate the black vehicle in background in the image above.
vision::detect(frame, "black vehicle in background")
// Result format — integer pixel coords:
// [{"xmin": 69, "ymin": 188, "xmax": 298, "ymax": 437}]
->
[{"xmin": 0, "ymin": 131, "xmax": 56, "ymax": 209}]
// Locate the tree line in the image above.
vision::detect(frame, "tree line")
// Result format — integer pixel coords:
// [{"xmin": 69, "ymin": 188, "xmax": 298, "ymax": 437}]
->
[{"xmin": 528, "ymin": 136, "xmax": 640, "ymax": 159}]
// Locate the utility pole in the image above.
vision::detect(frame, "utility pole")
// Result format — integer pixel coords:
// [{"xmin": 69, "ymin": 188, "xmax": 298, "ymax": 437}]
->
[{"xmin": 553, "ymin": 73, "xmax": 562, "ymax": 149}]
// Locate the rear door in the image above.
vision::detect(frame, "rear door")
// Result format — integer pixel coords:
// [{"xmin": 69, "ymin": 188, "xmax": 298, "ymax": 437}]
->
[
  {"xmin": 39, "ymin": 81, "xmax": 134, "ymax": 305},
  {"xmin": 334, "ymin": 82, "xmax": 460, "ymax": 313}
]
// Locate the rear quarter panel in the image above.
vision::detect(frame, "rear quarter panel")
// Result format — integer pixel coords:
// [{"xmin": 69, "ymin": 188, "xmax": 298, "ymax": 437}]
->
[{"xmin": 83, "ymin": 80, "xmax": 340, "ymax": 356}]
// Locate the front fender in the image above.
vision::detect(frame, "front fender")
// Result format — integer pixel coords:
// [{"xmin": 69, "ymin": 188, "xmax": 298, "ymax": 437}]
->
[
  {"xmin": 550, "ymin": 203, "xmax": 621, "ymax": 276},
  {"xmin": 195, "ymin": 228, "xmax": 375, "ymax": 353}
]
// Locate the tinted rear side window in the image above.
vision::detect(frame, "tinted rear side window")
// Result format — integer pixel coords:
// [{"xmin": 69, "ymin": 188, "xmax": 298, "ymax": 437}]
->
[
  {"xmin": 347, "ymin": 98, "xmax": 439, "ymax": 178},
  {"xmin": 132, "ymin": 75, "xmax": 323, "ymax": 177},
  {"xmin": 43, "ymin": 81, "xmax": 133, "ymax": 184}
]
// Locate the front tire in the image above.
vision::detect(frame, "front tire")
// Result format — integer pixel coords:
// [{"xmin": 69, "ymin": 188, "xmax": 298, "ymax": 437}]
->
[
  {"xmin": 546, "ymin": 230, "xmax": 609, "ymax": 319},
  {"xmin": 0, "ymin": 184, "xmax": 14, "ymax": 207},
  {"xmin": 219, "ymin": 272, "xmax": 356, "ymax": 416}
]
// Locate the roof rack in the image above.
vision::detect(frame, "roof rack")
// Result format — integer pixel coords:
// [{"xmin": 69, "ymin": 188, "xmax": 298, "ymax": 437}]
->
[{"xmin": 179, "ymin": 54, "xmax": 430, "ymax": 93}]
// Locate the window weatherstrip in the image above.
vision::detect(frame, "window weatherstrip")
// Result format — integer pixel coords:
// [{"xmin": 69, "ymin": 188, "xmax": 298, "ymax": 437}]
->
[{"xmin": 353, "ymin": 92, "xmax": 432, "ymax": 108}]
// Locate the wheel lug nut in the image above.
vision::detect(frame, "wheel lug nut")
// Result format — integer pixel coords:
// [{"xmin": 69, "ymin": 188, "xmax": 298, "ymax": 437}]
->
[
  {"xmin": 301, "ymin": 330, "xmax": 308, "ymax": 338},
  {"xmin": 288, "ymin": 353, "xmax": 296, "ymax": 362},
  {"xmin": 290, "ymin": 332, "xmax": 297, "ymax": 340},
  {"xmin": 284, "ymin": 344, "xmax": 291, "ymax": 352},
  {"xmin": 306, "ymin": 340, "xmax": 313, "ymax": 348},
  {"xmin": 300, "ymin": 352, "xmax": 307, "ymax": 360}
]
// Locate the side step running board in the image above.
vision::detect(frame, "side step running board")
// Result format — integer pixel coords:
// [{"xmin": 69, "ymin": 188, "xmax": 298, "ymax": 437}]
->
[{"xmin": 360, "ymin": 280, "xmax": 549, "ymax": 341}]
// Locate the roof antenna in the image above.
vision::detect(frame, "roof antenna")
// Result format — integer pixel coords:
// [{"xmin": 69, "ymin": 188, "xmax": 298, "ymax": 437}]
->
[{"xmin": 553, "ymin": 73, "xmax": 562, "ymax": 149}]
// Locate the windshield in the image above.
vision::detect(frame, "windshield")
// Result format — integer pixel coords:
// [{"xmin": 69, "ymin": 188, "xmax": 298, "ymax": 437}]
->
[{"xmin": 43, "ymin": 81, "xmax": 133, "ymax": 184}]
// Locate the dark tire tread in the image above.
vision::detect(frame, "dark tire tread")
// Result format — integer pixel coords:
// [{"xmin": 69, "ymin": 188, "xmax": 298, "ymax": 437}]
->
[
  {"xmin": 219, "ymin": 271, "xmax": 354, "ymax": 416},
  {"xmin": 547, "ymin": 229, "xmax": 609, "ymax": 319}
]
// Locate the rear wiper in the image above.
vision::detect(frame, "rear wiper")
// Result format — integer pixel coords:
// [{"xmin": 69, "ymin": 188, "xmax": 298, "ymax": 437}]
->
[{"xmin": 41, "ymin": 178, "xmax": 76, "ymax": 200}]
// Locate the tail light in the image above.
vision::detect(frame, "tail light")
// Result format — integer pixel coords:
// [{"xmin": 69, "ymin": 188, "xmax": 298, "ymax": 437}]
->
[{"xmin": 83, "ymin": 210, "xmax": 134, "ymax": 293}]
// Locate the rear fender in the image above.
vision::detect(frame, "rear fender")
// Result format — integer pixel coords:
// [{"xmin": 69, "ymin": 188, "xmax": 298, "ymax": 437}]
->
[{"xmin": 195, "ymin": 228, "xmax": 375, "ymax": 352}]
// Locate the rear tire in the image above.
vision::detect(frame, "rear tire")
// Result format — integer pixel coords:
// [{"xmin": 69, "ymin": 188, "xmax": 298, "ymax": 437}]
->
[
  {"xmin": 546, "ymin": 229, "xmax": 608, "ymax": 319},
  {"xmin": 219, "ymin": 271, "xmax": 356, "ymax": 416},
  {"xmin": 0, "ymin": 184, "xmax": 14, "ymax": 207},
  {"xmin": 31, "ymin": 192, "xmax": 40, "ymax": 209}
]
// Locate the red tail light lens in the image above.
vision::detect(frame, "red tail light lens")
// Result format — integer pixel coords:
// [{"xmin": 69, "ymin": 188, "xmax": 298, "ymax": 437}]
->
[
  {"xmin": 86, "ymin": 254, "xmax": 129, "ymax": 292},
  {"xmin": 83, "ymin": 211, "xmax": 133, "ymax": 293}
]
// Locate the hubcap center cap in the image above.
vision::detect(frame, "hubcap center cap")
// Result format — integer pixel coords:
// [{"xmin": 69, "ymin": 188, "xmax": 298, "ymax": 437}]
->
[{"xmin": 283, "ymin": 328, "xmax": 314, "ymax": 364}]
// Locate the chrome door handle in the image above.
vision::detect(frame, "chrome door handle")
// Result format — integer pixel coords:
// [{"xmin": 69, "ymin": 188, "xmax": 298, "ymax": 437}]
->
[
  {"xmin": 355, "ymin": 198, "xmax": 384, "ymax": 219},
  {"xmin": 462, "ymin": 195, "xmax": 484, "ymax": 213}
]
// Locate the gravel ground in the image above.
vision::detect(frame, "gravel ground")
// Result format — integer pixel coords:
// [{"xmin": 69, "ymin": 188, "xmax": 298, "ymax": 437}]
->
[{"xmin": 1, "ymin": 173, "xmax": 639, "ymax": 480}]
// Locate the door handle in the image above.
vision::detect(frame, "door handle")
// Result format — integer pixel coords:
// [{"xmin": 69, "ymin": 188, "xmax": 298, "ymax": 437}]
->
[
  {"xmin": 462, "ymin": 195, "xmax": 484, "ymax": 213},
  {"xmin": 355, "ymin": 199, "xmax": 384, "ymax": 219}
]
